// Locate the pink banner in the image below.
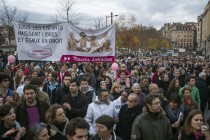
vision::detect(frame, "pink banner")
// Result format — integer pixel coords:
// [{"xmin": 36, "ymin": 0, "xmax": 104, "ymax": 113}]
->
[{"xmin": 60, "ymin": 55, "xmax": 115, "ymax": 62}]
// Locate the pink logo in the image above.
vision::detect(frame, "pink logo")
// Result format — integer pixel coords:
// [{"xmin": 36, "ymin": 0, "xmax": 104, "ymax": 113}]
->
[{"xmin": 28, "ymin": 48, "xmax": 52, "ymax": 59}]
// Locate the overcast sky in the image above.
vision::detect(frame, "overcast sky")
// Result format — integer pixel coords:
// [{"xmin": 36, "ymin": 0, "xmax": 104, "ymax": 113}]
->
[{"xmin": 2, "ymin": 0, "xmax": 209, "ymax": 29}]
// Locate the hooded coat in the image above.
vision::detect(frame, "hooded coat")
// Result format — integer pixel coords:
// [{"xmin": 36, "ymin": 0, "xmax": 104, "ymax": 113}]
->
[
  {"xmin": 131, "ymin": 107, "xmax": 173, "ymax": 140},
  {"xmin": 84, "ymin": 96, "xmax": 118, "ymax": 136}
]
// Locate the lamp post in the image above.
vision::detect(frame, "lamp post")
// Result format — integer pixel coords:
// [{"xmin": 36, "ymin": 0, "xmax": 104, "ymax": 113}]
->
[{"xmin": 106, "ymin": 12, "xmax": 118, "ymax": 26}]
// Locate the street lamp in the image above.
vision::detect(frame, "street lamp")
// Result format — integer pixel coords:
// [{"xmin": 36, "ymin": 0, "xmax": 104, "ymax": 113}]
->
[{"xmin": 106, "ymin": 12, "xmax": 118, "ymax": 26}]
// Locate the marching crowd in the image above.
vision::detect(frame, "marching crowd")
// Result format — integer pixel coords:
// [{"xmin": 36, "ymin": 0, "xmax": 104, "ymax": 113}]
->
[{"xmin": 1, "ymin": 52, "xmax": 210, "ymax": 140}]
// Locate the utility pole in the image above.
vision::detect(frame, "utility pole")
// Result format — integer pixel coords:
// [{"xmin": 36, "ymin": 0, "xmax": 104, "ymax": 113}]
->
[
  {"xmin": 105, "ymin": 12, "xmax": 118, "ymax": 26},
  {"xmin": 111, "ymin": 12, "xmax": 113, "ymax": 24}
]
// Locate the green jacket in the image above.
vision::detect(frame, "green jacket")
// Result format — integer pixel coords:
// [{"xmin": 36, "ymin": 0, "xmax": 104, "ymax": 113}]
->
[
  {"xmin": 131, "ymin": 107, "xmax": 173, "ymax": 140},
  {"xmin": 179, "ymin": 86, "xmax": 201, "ymax": 105}
]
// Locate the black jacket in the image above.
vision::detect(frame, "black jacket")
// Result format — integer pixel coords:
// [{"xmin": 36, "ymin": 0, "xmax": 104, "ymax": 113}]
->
[
  {"xmin": 116, "ymin": 104, "xmax": 142, "ymax": 140},
  {"xmin": 195, "ymin": 77, "xmax": 207, "ymax": 106},
  {"xmin": 56, "ymin": 85, "xmax": 70, "ymax": 104},
  {"xmin": 43, "ymin": 81, "xmax": 61, "ymax": 104},
  {"xmin": 61, "ymin": 92, "xmax": 88, "ymax": 120},
  {"xmin": 15, "ymin": 100, "xmax": 49, "ymax": 131}
]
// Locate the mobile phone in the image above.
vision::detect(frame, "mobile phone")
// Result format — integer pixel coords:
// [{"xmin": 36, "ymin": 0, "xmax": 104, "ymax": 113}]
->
[{"xmin": 202, "ymin": 123, "xmax": 209, "ymax": 129}]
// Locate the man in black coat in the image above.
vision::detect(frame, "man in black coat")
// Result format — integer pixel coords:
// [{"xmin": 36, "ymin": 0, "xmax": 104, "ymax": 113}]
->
[
  {"xmin": 56, "ymin": 74, "xmax": 71, "ymax": 104},
  {"xmin": 61, "ymin": 78, "xmax": 89, "ymax": 120},
  {"xmin": 116, "ymin": 93, "xmax": 143, "ymax": 140},
  {"xmin": 196, "ymin": 72, "xmax": 207, "ymax": 113}
]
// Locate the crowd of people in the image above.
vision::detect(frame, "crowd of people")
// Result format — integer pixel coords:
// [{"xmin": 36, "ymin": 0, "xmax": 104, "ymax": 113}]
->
[{"xmin": 1, "ymin": 51, "xmax": 210, "ymax": 140}]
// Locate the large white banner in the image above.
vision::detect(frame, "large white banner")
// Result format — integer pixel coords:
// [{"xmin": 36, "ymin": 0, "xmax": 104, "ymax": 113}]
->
[{"xmin": 13, "ymin": 21, "xmax": 115, "ymax": 62}]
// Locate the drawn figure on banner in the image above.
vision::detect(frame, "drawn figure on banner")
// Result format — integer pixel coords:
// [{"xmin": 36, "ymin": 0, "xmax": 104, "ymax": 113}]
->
[
  {"xmin": 89, "ymin": 35, "xmax": 100, "ymax": 53},
  {"xmin": 99, "ymin": 33, "xmax": 112, "ymax": 52},
  {"xmin": 67, "ymin": 32, "xmax": 78, "ymax": 51},
  {"xmin": 77, "ymin": 32, "xmax": 89, "ymax": 52}
]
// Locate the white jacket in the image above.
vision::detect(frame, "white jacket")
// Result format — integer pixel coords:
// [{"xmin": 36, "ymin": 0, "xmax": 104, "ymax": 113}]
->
[
  {"xmin": 112, "ymin": 96, "xmax": 127, "ymax": 116},
  {"xmin": 84, "ymin": 96, "xmax": 117, "ymax": 136}
]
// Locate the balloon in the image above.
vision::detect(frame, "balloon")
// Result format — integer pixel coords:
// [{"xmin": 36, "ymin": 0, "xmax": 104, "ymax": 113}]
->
[
  {"xmin": 111, "ymin": 63, "xmax": 119, "ymax": 71},
  {"xmin": 8, "ymin": 55, "xmax": 16, "ymax": 63}
]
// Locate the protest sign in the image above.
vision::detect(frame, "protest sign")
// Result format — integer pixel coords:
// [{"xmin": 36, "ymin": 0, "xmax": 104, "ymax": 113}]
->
[{"xmin": 13, "ymin": 21, "xmax": 115, "ymax": 62}]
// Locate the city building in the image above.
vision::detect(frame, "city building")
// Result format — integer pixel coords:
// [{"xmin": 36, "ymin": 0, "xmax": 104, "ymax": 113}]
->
[
  {"xmin": 197, "ymin": 0, "xmax": 210, "ymax": 58},
  {"xmin": 160, "ymin": 22, "xmax": 197, "ymax": 50}
]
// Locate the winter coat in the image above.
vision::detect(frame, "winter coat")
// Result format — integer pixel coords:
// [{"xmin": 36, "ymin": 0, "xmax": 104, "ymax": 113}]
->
[
  {"xmin": 80, "ymin": 86, "xmax": 96, "ymax": 104},
  {"xmin": 61, "ymin": 92, "xmax": 88, "ymax": 121},
  {"xmin": 15, "ymin": 100, "xmax": 49, "ymax": 131},
  {"xmin": 195, "ymin": 77, "xmax": 207, "ymax": 106},
  {"xmin": 179, "ymin": 86, "xmax": 201, "ymax": 105},
  {"xmin": 131, "ymin": 107, "xmax": 173, "ymax": 140},
  {"xmin": 84, "ymin": 96, "xmax": 118, "ymax": 136},
  {"xmin": 47, "ymin": 117, "xmax": 69, "ymax": 140},
  {"xmin": 112, "ymin": 96, "xmax": 127, "ymax": 115},
  {"xmin": 117, "ymin": 104, "xmax": 143, "ymax": 140},
  {"xmin": 55, "ymin": 85, "xmax": 70, "ymax": 104},
  {"xmin": 43, "ymin": 81, "xmax": 61, "ymax": 104}
]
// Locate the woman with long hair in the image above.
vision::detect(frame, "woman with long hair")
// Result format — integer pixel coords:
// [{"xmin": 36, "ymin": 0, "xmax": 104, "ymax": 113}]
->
[
  {"xmin": 14, "ymin": 70, "xmax": 24, "ymax": 90},
  {"xmin": 95, "ymin": 69, "xmax": 106, "ymax": 91},
  {"xmin": 166, "ymin": 78, "xmax": 180, "ymax": 100},
  {"xmin": 45, "ymin": 104, "xmax": 68, "ymax": 140},
  {"xmin": 173, "ymin": 109, "xmax": 210, "ymax": 140}
]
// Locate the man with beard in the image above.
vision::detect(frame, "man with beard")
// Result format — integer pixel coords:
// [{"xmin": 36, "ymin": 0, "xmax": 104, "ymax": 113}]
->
[
  {"xmin": 15, "ymin": 84, "xmax": 49, "ymax": 131},
  {"xmin": 131, "ymin": 93, "xmax": 172, "ymax": 140},
  {"xmin": 56, "ymin": 74, "xmax": 71, "ymax": 104}
]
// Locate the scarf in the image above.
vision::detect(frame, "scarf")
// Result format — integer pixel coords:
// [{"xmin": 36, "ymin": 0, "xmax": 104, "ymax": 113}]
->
[
  {"xmin": 184, "ymin": 97, "xmax": 192, "ymax": 109},
  {"xmin": 194, "ymin": 130, "xmax": 201, "ymax": 140}
]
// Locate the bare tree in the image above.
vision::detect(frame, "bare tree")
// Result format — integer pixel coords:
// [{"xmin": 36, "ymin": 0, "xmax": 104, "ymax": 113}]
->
[
  {"xmin": 91, "ymin": 16, "xmax": 106, "ymax": 30},
  {"xmin": 0, "ymin": 0, "xmax": 28, "ymax": 50},
  {"xmin": 53, "ymin": 0, "xmax": 79, "ymax": 25}
]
